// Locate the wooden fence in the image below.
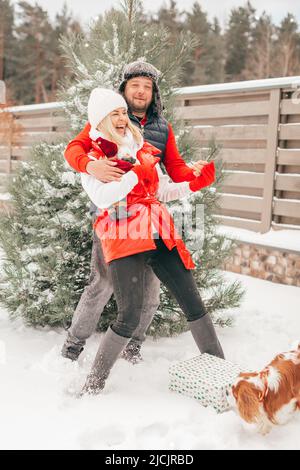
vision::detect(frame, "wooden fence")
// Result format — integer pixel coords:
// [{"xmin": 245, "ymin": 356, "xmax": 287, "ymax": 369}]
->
[{"xmin": 1, "ymin": 76, "xmax": 300, "ymax": 233}]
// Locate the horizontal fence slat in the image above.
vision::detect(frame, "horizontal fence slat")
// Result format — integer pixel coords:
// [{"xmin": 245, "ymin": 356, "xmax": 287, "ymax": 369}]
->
[
  {"xmin": 213, "ymin": 148, "xmax": 267, "ymax": 164},
  {"xmin": 191, "ymin": 125, "xmax": 267, "ymax": 141},
  {"xmin": 175, "ymin": 100, "xmax": 270, "ymax": 120},
  {"xmin": 0, "ymin": 147, "xmax": 10, "ymax": 159},
  {"xmin": 273, "ymin": 199, "xmax": 300, "ymax": 218},
  {"xmin": 11, "ymin": 147, "xmax": 31, "ymax": 159},
  {"xmin": 215, "ymin": 215, "xmax": 262, "ymax": 232},
  {"xmin": 220, "ymin": 186, "xmax": 263, "ymax": 197},
  {"xmin": 223, "ymin": 171, "xmax": 265, "ymax": 188},
  {"xmin": 0, "ymin": 160, "xmax": 10, "ymax": 172},
  {"xmin": 275, "ymin": 174, "xmax": 300, "ymax": 192},
  {"xmin": 15, "ymin": 116, "xmax": 67, "ymax": 129},
  {"xmin": 277, "ymin": 149, "xmax": 300, "ymax": 165},
  {"xmin": 280, "ymin": 99, "xmax": 300, "ymax": 115},
  {"xmin": 12, "ymin": 131, "xmax": 66, "ymax": 145},
  {"xmin": 217, "ymin": 193, "xmax": 263, "ymax": 212},
  {"xmin": 279, "ymin": 124, "xmax": 300, "ymax": 140},
  {"xmin": 190, "ymin": 116, "xmax": 268, "ymax": 126}
]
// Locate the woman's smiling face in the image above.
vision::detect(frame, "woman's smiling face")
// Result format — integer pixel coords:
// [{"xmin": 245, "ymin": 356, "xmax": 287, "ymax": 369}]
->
[{"xmin": 109, "ymin": 107, "xmax": 129, "ymax": 136}]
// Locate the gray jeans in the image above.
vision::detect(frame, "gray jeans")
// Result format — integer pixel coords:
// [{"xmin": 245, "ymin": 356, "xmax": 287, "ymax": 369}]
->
[{"xmin": 68, "ymin": 229, "xmax": 161, "ymax": 345}]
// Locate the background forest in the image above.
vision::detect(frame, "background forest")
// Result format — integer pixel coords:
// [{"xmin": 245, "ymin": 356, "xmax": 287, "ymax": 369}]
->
[{"xmin": 1, "ymin": 0, "xmax": 300, "ymax": 105}]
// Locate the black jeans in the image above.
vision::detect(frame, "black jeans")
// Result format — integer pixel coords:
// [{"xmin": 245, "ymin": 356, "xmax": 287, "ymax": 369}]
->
[{"xmin": 109, "ymin": 237, "xmax": 207, "ymax": 338}]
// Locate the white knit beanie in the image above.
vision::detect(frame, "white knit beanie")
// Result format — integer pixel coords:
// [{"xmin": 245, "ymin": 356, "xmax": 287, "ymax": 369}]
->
[{"xmin": 88, "ymin": 88, "xmax": 128, "ymax": 130}]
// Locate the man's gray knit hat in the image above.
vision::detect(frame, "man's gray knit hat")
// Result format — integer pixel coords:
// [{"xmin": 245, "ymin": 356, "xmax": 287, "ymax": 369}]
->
[
  {"xmin": 118, "ymin": 60, "xmax": 163, "ymax": 116},
  {"xmin": 122, "ymin": 60, "xmax": 160, "ymax": 83}
]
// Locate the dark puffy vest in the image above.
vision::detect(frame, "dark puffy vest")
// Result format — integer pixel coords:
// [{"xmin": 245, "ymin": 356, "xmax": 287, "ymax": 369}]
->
[{"xmin": 129, "ymin": 113, "xmax": 169, "ymax": 162}]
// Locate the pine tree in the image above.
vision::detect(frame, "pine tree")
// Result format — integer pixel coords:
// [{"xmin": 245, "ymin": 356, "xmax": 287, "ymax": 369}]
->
[
  {"xmin": 273, "ymin": 14, "xmax": 300, "ymax": 77},
  {"xmin": 225, "ymin": 1, "xmax": 256, "ymax": 81},
  {"xmin": 0, "ymin": 0, "xmax": 16, "ymax": 103},
  {"xmin": 208, "ymin": 18, "xmax": 225, "ymax": 84},
  {"xmin": 182, "ymin": 3, "xmax": 224, "ymax": 86},
  {"xmin": 48, "ymin": 3, "xmax": 83, "ymax": 102},
  {"xmin": 0, "ymin": 142, "xmax": 92, "ymax": 326},
  {"xmin": 154, "ymin": 0, "xmax": 184, "ymax": 42},
  {"xmin": 0, "ymin": 0, "xmax": 244, "ymax": 336},
  {"xmin": 242, "ymin": 13, "xmax": 274, "ymax": 80},
  {"xmin": 182, "ymin": 2, "xmax": 210, "ymax": 85},
  {"xmin": 13, "ymin": 2, "xmax": 55, "ymax": 104},
  {"xmin": 1, "ymin": 1, "xmax": 82, "ymax": 105}
]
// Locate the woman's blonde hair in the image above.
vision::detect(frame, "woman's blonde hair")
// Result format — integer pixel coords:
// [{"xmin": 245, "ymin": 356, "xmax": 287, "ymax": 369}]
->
[{"xmin": 97, "ymin": 111, "xmax": 143, "ymax": 147}]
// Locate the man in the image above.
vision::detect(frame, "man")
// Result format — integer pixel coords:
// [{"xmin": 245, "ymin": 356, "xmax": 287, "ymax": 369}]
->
[{"xmin": 62, "ymin": 60, "xmax": 207, "ymax": 362}]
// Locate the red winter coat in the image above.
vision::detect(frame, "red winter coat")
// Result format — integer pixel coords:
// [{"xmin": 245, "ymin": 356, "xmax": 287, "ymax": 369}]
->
[{"xmin": 92, "ymin": 141, "xmax": 195, "ymax": 270}]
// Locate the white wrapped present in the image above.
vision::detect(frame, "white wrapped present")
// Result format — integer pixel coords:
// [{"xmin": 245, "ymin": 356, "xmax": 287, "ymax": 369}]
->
[{"xmin": 169, "ymin": 354, "xmax": 242, "ymax": 413}]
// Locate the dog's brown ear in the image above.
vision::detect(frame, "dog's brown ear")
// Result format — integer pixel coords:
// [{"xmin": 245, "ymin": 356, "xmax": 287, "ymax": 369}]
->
[
  {"xmin": 258, "ymin": 370, "xmax": 269, "ymax": 402},
  {"xmin": 236, "ymin": 382, "xmax": 261, "ymax": 423}
]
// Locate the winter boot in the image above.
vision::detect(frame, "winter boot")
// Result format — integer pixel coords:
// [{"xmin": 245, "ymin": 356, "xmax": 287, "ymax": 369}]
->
[
  {"xmin": 189, "ymin": 314, "xmax": 225, "ymax": 359},
  {"xmin": 121, "ymin": 340, "xmax": 143, "ymax": 364},
  {"xmin": 81, "ymin": 327, "xmax": 130, "ymax": 396},
  {"xmin": 61, "ymin": 332, "xmax": 85, "ymax": 361}
]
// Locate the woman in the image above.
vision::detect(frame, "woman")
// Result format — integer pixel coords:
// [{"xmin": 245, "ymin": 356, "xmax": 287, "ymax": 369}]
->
[{"xmin": 80, "ymin": 88, "xmax": 224, "ymax": 395}]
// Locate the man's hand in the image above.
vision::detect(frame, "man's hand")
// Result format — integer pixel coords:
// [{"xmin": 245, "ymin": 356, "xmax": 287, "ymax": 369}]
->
[
  {"xmin": 191, "ymin": 159, "xmax": 211, "ymax": 177},
  {"xmin": 189, "ymin": 161, "xmax": 215, "ymax": 192},
  {"xmin": 86, "ymin": 159, "xmax": 125, "ymax": 182}
]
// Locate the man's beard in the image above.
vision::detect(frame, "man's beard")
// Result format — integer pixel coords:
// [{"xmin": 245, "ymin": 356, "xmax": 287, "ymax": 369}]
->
[{"xmin": 127, "ymin": 98, "xmax": 152, "ymax": 114}]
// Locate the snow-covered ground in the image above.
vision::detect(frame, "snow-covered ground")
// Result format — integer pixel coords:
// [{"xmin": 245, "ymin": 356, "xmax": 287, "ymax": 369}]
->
[
  {"xmin": 0, "ymin": 269, "xmax": 300, "ymax": 450},
  {"xmin": 217, "ymin": 225, "xmax": 300, "ymax": 252}
]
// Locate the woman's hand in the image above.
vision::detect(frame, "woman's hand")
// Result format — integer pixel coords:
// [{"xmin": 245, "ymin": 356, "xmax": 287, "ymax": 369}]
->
[{"xmin": 86, "ymin": 159, "xmax": 125, "ymax": 183}]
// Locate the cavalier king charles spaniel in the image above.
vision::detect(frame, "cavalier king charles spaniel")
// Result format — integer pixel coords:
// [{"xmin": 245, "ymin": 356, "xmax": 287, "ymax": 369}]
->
[{"xmin": 227, "ymin": 343, "xmax": 300, "ymax": 435}]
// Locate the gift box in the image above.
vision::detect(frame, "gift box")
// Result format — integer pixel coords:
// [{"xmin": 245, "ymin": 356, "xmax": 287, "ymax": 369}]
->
[{"xmin": 169, "ymin": 354, "xmax": 242, "ymax": 413}]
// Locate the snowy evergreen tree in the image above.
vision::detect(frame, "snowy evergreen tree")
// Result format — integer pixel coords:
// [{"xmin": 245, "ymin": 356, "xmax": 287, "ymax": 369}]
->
[
  {"xmin": 225, "ymin": 2, "xmax": 256, "ymax": 80},
  {"xmin": 0, "ymin": 0, "xmax": 244, "ymax": 336},
  {"xmin": 0, "ymin": 143, "xmax": 92, "ymax": 326},
  {"xmin": 242, "ymin": 12, "xmax": 274, "ymax": 80},
  {"xmin": 273, "ymin": 14, "xmax": 300, "ymax": 77}
]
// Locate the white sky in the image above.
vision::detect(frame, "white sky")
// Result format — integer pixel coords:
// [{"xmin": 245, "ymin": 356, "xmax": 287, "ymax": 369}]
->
[{"xmin": 10, "ymin": 0, "xmax": 300, "ymax": 29}]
